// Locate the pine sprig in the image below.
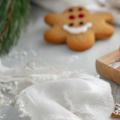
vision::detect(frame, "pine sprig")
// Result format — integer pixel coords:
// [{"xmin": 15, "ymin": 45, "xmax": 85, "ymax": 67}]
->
[{"xmin": 0, "ymin": 0, "xmax": 29, "ymax": 55}]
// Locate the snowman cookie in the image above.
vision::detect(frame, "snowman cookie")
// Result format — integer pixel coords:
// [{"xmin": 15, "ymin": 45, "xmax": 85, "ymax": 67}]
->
[{"xmin": 44, "ymin": 6, "xmax": 114, "ymax": 51}]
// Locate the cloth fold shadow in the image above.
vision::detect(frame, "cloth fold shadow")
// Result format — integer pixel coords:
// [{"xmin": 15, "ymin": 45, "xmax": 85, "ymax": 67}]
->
[{"xmin": 17, "ymin": 74, "xmax": 114, "ymax": 120}]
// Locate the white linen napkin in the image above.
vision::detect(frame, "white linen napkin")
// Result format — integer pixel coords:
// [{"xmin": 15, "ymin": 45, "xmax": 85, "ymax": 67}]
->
[
  {"xmin": 32, "ymin": 0, "xmax": 97, "ymax": 12},
  {"xmin": 96, "ymin": 0, "xmax": 120, "ymax": 25},
  {"xmin": 17, "ymin": 74, "xmax": 114, "ymax": 120},
  {"xmin": 32, "ymin": 0, "xmax": 120, "ymax": 25}
]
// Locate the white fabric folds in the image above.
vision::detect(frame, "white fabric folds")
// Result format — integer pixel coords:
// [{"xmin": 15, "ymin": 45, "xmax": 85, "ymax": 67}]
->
[{"xmin": 17, "ymin": 74, "xmax": 114, "ymax": 120}]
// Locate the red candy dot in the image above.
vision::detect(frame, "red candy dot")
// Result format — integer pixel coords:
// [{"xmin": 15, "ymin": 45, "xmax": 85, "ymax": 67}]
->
[
  {"xmin": 78, "ymin": 14, "xmax": 84, "ymax": 18},
  {"xmin": 69, "ymin": 15, "xmax": 75, "ymax": 20}
]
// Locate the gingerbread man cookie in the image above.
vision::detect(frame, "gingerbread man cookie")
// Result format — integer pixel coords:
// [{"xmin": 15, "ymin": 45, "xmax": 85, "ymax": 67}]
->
[{"xmin": 44, "ymin": 6, "xmax": 114, "ymax": 51}]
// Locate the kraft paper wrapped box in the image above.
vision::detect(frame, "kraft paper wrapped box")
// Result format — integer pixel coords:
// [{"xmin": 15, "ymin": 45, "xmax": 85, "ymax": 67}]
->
[{"xmin": 96, "ymin": 49, "xmax": 120, "ymax": 84}]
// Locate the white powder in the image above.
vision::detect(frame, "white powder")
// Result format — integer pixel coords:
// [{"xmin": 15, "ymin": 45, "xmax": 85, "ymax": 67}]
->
[{"xmin": 0, "ymin": 50, "xmax": 114, "ymax": 120}]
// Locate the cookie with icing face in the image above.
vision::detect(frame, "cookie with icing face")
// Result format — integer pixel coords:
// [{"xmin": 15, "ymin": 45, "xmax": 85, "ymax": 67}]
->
[{"xmin": 44, "ymin": 6, "xmax": 114, "ymax": 51}]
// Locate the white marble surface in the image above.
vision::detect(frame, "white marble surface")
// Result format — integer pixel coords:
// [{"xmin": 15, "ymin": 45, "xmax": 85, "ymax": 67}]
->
[
  {"xmin": 0, "ymin": 5, "xmax": 120, "ymax": 120},
  {"xmin": 2, "ymin": 5, "xmax": 120, "ymax": 75}
]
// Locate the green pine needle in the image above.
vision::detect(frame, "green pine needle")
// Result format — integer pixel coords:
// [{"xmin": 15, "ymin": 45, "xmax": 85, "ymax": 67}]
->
[{"xmin": 0, "ymin": 0, "xmax": 30, "ymax": 55}]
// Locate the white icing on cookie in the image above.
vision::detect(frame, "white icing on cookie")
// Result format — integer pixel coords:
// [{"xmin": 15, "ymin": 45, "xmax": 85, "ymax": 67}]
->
[{"xmin": 63, "ymin": 22, "xmax": 92, "ymax": 34}]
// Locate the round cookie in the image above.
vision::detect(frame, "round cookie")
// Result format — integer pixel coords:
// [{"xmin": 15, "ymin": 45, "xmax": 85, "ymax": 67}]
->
[{"xmin": 44, "ymin": 6, "xmax": 114, "ymax": 51}]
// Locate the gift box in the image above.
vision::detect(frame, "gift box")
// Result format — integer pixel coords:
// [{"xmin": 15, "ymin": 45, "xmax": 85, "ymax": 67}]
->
[{"xmin": 96, "ymin": 49, "xmax": 120, "ymax": 84}]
